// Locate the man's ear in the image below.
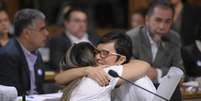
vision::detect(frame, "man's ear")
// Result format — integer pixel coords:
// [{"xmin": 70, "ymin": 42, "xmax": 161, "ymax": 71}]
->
[{"xmin": 22, "ymin": 28, "xmax": 31, "ymax": 39}]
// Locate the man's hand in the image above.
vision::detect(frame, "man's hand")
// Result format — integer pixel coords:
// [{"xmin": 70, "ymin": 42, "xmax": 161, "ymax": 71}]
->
[
  {"xmin": 146, "ymin": 67, "xmax": 157, "ymax": 81},
  {"xmin": 85, "ymin": 65, "xmax": 110, "ymax": 86}
]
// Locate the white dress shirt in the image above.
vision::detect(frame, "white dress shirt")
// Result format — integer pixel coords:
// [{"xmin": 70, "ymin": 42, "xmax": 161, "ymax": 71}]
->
[
  {"xmin": 146, "ymin": 31, "xmax": 159, "ymax": 61},
  {"xmin": 65, "ymin": 31, "xmax": 90, "ymax": 44},
  {"xmin": 113, "ymin": 76, "xmax": 156, "ymax": 101},
  {"xmin": 70, "ymin": 65, "xmax": 123, "ymax": 101}
]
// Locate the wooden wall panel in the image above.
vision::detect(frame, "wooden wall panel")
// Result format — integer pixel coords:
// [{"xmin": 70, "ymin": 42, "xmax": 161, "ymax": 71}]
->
[{"xmin": 189, "ymin": 0, "xmax": 201, "ymax": 5}]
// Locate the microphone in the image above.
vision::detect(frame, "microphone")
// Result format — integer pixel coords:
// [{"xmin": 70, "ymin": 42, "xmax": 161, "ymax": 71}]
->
[{"xmin": 108, "ymin": 70, "xmax": 169, "ymax": 101}]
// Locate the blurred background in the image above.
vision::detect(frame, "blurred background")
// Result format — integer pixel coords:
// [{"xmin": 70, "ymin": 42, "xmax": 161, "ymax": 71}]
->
[{"xmin": 1, "ymin": 0, "xmax": 200, "ymax": 37}]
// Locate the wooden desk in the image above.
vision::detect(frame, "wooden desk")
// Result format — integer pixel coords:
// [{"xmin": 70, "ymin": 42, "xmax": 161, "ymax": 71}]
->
[
  {"xmin": 182, "ymin": 92, "xmax": 201, "ymax": 100},
  {"xmin": 45, "ymin": 71, "xmax": 57, "ymax": 81},
  {"xmin": 182, "ymin": 87, "xmax": 201, "ymax": 100}
]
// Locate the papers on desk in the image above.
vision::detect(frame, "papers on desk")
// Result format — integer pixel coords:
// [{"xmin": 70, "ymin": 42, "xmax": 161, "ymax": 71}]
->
[
  {"xmin": 152, "ymin": 67, "xmax": 184, "ymax": 101},
  {"xmin": 15, "ymin": 93, "xmax": 62, "ymax": 101},
  {"xmin": 0, "ymin": 85, "xmax": 18, "ymax": 101},
  {"xmin": 182, "ymin": 81, "xmax": 201, "ymax": 94},
  {"xmin": 183, "ymin": 81, "xmax": 199, "ymax": 87}
]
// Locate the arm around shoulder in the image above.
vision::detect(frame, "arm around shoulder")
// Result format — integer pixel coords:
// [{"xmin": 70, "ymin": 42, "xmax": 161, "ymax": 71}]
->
[
  {"xmin": 55, "ymin": 65, "xmax": 110, "ymax": 86},
  {"xmin": 117, "ymin": 60, "xmax": 150, "ymax": 85},
  {"xmin": 55, "ymin": 67, "xmax": 89, "ymax": 85}
]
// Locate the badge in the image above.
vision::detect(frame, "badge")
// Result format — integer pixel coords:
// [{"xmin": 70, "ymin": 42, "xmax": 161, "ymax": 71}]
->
[
  {"xmin": 197, "ymin": 60, "xmax": 201, "ymax": 67},
  {"xmin": 37, "ymin": 69, "xmax": 43, "ymax": 76}
]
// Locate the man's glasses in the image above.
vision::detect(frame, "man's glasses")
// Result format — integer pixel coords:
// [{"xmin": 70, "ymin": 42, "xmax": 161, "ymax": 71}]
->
[
  {"xmin": 70, "ymin": 18, "xmax": 87, "ymax": 24},
  {"xmin": 95, "ymin": 49, "xmax": 123, "ymax": 58}
]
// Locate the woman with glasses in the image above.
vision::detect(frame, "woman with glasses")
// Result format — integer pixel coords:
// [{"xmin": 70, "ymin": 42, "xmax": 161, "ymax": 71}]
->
[{"xmin": 56, "ymin": 42, "xmax": 150, "ymax": 101}]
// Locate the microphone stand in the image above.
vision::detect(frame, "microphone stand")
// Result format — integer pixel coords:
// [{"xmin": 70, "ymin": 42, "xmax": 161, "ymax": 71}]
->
[
  {"xmin": 22, "ymin": 95, "xmax": 26, "ymax": 101},
  {"xmin": 109, "ymin": 70, "xmax": 169, "ymax": 101},
  {"xmin": 118, "ymin": 76, "xmax": 169, "ymax": 101}
]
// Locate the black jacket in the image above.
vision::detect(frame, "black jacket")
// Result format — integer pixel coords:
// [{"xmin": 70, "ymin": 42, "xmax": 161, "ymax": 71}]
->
[
  {"xmin": 49, "ymin": 32, "xmax": 100, "ymax": 71},
  {"xmin": 180, "ymin": 3, "xmax": 201, "ymax": 46},
  {"xmin": 182, "ymin": 41, "xmax": 201, "ymax": 77},
  {"xmin": 0, "ymin": 38, "xmax": 45, "ymax": 96}
]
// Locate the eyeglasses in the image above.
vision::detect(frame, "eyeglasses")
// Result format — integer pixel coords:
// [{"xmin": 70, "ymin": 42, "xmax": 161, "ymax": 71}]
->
[
  {"xmin": 70, "ymin": 18, "xmax": 87, "ymax": 24},
  {"xmin": 95, "ymin": 49, "xmax": 123, "ymax": 58}
]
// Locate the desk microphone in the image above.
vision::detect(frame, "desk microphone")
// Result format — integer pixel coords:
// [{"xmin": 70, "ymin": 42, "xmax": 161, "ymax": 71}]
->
[{"xmin": 108, "ymin": 70, "xmax": 169, "ymax": 101}]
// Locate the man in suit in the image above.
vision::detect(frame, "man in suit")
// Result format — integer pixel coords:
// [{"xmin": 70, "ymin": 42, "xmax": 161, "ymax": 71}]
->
[
  {"xmin": 49, "ymin": 6, "xmax": 100, "ymax": 71},
  {"xmin": 0, "ymin": 9, "xmax": 49, "ymax": 96},
  {"xmin": 127, "ymin": 0, "xmax": 183, "ymax": 82},
  {"xmin": 127, "ymin": 0, "xmax": 184, "ymax": 100}
]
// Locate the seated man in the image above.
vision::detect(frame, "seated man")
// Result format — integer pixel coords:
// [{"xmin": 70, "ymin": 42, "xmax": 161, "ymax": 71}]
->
[
  {"xmin": 49, "ymin": 6, "xmax": 100, "ymax": 71},
  {"xmin": 127, "ymin": 1, "xmax": 184, "ymax": 100},
  {"xmin": 0, "ymin": 9, "xmax": 48, "ymax": 96}
]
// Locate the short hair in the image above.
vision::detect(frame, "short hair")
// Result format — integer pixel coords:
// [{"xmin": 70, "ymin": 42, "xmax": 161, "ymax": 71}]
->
[
  {"xmin": 63, "ymin": 42, "xmax": 96, "ymax": 68},
  {"xmin": 98, "ymin": 32, "xmax": 133, "ymax": 64},
  {"xmin": 146, "ymin": 0, "xmax": 174, "ymax": 17},
  {"xmin": 13, "ymin": 9, "xmax": 45, "ymax": 36},
  {"xmin": 63, "ymin": 6, "xmax": 87, "ymax": 21}
]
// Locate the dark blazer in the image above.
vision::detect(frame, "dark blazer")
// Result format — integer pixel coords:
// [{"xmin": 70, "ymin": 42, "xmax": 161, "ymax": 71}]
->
[
  {"xmin": 0, "ymin": 38, "xmax": 45, "ymax": 96},
  {"xmin": 49, "ymin": 32, "xmax": 100, "ymax": 71},
  {"xmin": 127, "ymin": 26, "xmax": 184, "ymax": 76},
  {"xmin": 182, "ymin": 41, "xmax": 201, "ymax": 77},
  {"xmin": 0, "ymin": 33, "xmax": 14, "ymax": 47},
  {"xmin": 179, "ymin": 3, "xmax": 201, "ymax": 46}
]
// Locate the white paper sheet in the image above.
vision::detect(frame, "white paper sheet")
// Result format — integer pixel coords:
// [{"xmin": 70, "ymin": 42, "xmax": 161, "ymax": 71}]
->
[
  {"xmin": 152, "ymin": 67, "xmax": 184, "ymax": 101},
  {"xmin": 0, "ymin": 85, "xmax": 18, "ymax": 101}
]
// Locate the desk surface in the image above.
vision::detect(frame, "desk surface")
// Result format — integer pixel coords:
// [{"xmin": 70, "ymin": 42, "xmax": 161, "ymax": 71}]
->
[
  {"xmin": 182, "ymin": 91, "xmax": 201, "ymax": 100},
  {"xmin": 16, "ymin": 93, "xmax": 62, "ymax": 101}
]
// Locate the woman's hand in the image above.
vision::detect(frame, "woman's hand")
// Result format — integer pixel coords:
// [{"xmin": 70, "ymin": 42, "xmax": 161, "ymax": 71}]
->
[{"xmin": 85, "ymin": 65, "xmax": 111, "ymax": 86}]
